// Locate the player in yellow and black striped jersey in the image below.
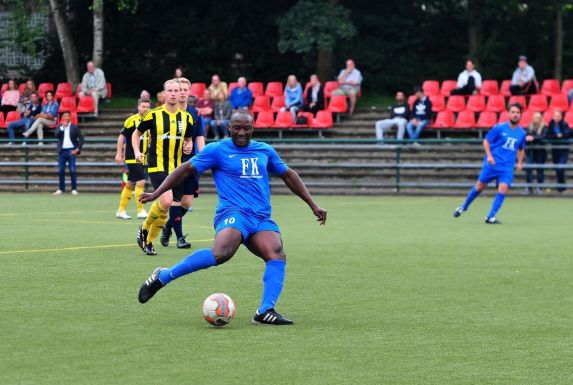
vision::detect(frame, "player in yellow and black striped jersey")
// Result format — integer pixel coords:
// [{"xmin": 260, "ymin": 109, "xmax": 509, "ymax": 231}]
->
[
  {"xmin": 132, "ymin": 79, "xmax": 194, "ymax": 255},
  {"xmin": 114, "ymin": 98, "xmax": 151, "ymax": 220}
]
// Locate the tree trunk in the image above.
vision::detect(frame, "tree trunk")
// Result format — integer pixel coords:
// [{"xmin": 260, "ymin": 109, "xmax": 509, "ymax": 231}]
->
[
  {"xmin": 48, "ymin": 0, "xmax": 80, "ymax": 85},
  {"xmin": 317, "ymin": 48, "xmax": 333, "ymax": 83},
  {"xmin": 467, "ymin": 0, "xmax": 480, "ymax": 64},
  {"xmin": 553, "ymin": 1, "xmax": 563, "ymax": 80},
  {"xmin": 92, "ymin": 0, "xmax": 104, "ymax": 67}
]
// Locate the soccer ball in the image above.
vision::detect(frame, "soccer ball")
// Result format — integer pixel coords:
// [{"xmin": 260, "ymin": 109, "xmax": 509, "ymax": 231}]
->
[{"xmin": 202, "ymin": 293, "xmax": 236, "ymax": 327}]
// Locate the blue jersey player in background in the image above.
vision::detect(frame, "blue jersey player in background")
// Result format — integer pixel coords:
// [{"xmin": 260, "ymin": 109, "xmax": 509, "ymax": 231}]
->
[
  {"xmin": 137, "ymin": 109, "xmax": 327, "ymax": 325},
  {"xmin": 453, "ymin": 103, "xmax": 526, "ymax": 224}
]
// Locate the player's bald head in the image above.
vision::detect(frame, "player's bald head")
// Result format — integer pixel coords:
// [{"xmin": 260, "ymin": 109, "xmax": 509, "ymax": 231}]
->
[{"xmin": 230, "ymin": 109, "xmax": 254, "ymax": 125}]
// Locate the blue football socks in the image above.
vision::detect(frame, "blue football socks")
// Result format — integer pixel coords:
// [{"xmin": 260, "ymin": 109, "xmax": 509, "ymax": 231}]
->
[
  {"xmin": 462, "ymin": 186, "xmax": 481, "ymax": 210},
  {"xmin": 258, "ymin": 260, "xmax": 286, "ymax": 313},
  {"xmin": 158, "ymin": 248, "xmax": 217, "ymax": 285},
  {"xmin": 487, "ymin": 192, "xmax": 506, "ymax": 218}
]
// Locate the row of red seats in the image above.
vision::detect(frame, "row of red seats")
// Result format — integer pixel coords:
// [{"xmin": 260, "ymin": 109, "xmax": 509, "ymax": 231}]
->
[
  {"xmin": 410, "ymin": 94, "xmax": 572, "ymax": 114},
  {"xmin": 250, "ymin": 94, "xmax": 348, "ymax": 114},
  {"xmin": 431, "ymin": 109, "xmax": 573, "ymax": 130},
  {"xmin": 0, "ymin": 110, "xmax": 79, "ymax": 129},
  {"xmin": 423, "ymin": 79, "xmax": 573, "ymax": 97},
  {"xmin": 0, "ymin": 82, "xmax": 113, "ymax": 100},
  {"xmin": 190, "ymin": 80, "xmax": 341, "ymax": 99},
  {"xmin": 253, "ymin": 110, "xmax": 333, "ymax": 129}
]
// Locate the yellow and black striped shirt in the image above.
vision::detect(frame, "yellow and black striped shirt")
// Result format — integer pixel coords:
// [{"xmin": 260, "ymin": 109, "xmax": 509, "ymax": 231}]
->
[
  {"xmin": 120, "ymin": 113, "xmax": 149, "ymax": 164},
  {"xmin": 136, "ymin": 105, "xmax": 194, "ymax": 173}
]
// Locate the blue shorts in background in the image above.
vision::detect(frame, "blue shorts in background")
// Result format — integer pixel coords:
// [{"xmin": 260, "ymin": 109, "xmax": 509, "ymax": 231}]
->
[
  {"xmin": 214, "ymin": 210, "xmax": 280, "ymax": 243},
  {"xmin": 478, "ymin": 164, "xmax": 515, "ymax": 186}
]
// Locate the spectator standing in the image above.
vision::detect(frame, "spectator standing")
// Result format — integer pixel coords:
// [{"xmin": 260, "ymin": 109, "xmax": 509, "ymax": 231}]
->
[
  {"xmin": 208, "ymin": 74, "xmax": 228, "ymax": 99},
  {"xmin": 0, "ymin": 79, "xmax": 20, "ymax": 115},
  {"xmin": 406, "ymin": 87, "xmax": 432, "ymax": 141},
  {"xmin": 80, "ymin": 60, "xmax": 108, "ymax": 116},
  {"xmin": 333, "ymin": 59, "xmax": 363, "ymax": 115},
  {"xmin": 156, "ymin": 91, "xmax": 165, "ymax": 107},
  {"xmin": 197, "ymin": 89, "xmax": 215, "ymax": 134},
  {"xmin": 211, "ymin": 90, "xmax": 232, "ymax": 139},
  {"xmin": 22, "ymin": 90, "xmax": 59, "ymax": 145},
  {"xmin": 375, "ymin": 91, "xmax": 410, "ymax": 141},
  {"xmin": 524, "ymin": 112, "xmax": 547, "ymax": 194},
  {"xmin": 6, "ymin": 92, "xmax": 41, "ymax": 145},
  {"xmin": 53, "ymin": 111, "xmax": 84, "ymax": 196},
  {"xmin": 510, "ymin": 55, "xmax": 538, "ymax": 95},
  {"xmin": 303, "ymin": 74, "xmax": 324, "ymax": 115},
  {"xmin": 174, "ymin": 67, "xmax": 184, "ymax": 78},
  {"xmin": 228, "ymin": 77, "xmax": 252, "ymax": 109},
  {"xmin": 281, "ymin": 75, "xmax": 303, "ymax": 121},
  {"xmin": 546, "ymin": 109, "xmax": 570, "ymax": 192},
  {"xmin": 451, "ymin": 59, "xmax": 482, "ymax": 95}
]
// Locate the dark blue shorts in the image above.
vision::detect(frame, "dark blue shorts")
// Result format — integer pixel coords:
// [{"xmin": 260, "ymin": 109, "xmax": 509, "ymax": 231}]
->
[
  {"xmin": 478, "ymin": 164, "xmax": 515, "ymax": 187},
  {"xmin": 214, "ymin": 210, "xmax": 280, "ymax": 243}
]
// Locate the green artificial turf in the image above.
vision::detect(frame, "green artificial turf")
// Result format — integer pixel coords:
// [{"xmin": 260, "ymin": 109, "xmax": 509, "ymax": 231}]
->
[{"xmin": 1, "ymin": 193, "xmax": 572, "ymax": 384}]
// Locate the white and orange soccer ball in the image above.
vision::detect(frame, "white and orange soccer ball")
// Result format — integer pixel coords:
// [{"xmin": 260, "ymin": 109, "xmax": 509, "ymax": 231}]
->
[{"xmin": 202, "ymin": 293, "xmax": 236, "ymax": 327}]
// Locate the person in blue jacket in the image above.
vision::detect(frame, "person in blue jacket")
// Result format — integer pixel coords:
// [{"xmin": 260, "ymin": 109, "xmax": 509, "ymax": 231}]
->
[
  {"xmin": 406, "ymin": 86, "xmax": 432, "ymax": 141},
  {"xmin": 281, "ymin": 75, "xmax": 303, "ymax": 121},
  {"xmin": 228, "ymin": 77, "xmax": 253, "ymax": 110}
]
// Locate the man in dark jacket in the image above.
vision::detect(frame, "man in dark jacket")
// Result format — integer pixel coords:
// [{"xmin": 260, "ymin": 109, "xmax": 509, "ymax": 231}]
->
[
  {"xmin": 303, "ymin": 74, "xmax": 324, "ymax": 115},
  {"xmin": 406, "ymin": 87, "xmax": 432, "ymax": 141},
  {"xmin": 375, "ymin": 91, "xmax": 410, "ymax": 141},
  {"xmin": 53, "ymin": 111, "xmax": 84, "ymax": 195},
  {"xmin": 546, "ymin": 109, "xmax": 570, "ymax": 192}
]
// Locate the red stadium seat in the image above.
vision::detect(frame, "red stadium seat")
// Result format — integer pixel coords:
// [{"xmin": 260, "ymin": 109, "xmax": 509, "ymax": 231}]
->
[
  {"xmin": 271, "ymin": 95, "xmax": 285, "ymax": 112},
  {"xmin": 508, "ymin": 95, "xmax": 526, "ymax": 109},
  {"xmin": 520, "ymin": 109, "xmax": 534, "ymax": 127},
  {"xmin": 75, "ymin": 83, "xmax": 82, "ymax": 97},
  {"xmin": 454, "ymin": 109, "xmax": 476, "ymax": 129},
  {"xmin": 431, "ymin": 110, "xmax": 454, "ymax": 128},
  {"xmin": 69, "ymin": 111, "xmax": 79, "ymax": 125},
  {"xmin": 446, "ymin": 95, "xmax": 466, "ymax": 112},
  {"xmin": 58, "ymin": 96, "xmax": 77, "ymax": 112},
  {"xmin": 1, "ymin": 83, "xmax": 8, "ymax": 95},
  {"xmin": 265, "ymin": 82, "xmax": 283, "ymax": 98},
  {"xmin": 476, "ymin": 111, "xmax": 497, "ymax": 128},
  {"xmin": 408, "ymin": 95, "xmax": 417, "ymax": 109},
  {"xmin": 528, "ymin": 94, "xmax": 548, "ymax": 112},
  {"xmin": 498, "ymin": 111, "xmax": 509, "ymax": 123},
  {"xmin": 485, "ymin": 95, "xmax": 506, "ymax": 113},
  {"xmin": 429, "ymin": 95, "xmax": 445, "ymax": 112},
  {"xmin": 0, "ymin": 112, "xmax": 4, "ymax": 128},
  {"xmin": 549, "ymin": 94, "xmax": 569, "ymax": 112},
  {"xmin": 253, "ymin": 110, "xmax": 274, "ymax": 128},
  {"xmin": 541, "ymin": 79, "xmax": 560, "ymax": 96},
  {"xmin": 293, "ymin": 112, "xmax": 313, "ymax": 127},
  {"xmin": 328, "ymin": 95, "xmax": 348, "ymax": 113},
  {"xmin": 4, "ymin": 110, "xmax": 20, "ymax": 127},
  {"xmin": 38, "ymin": 82, "xmax": 54, "ymax": 99},
  {"xmin": 323, "ymin": 81, "xmax": 339, "ymax": 98},
  {"xmin": 54, "ymin": 82, "xmax": 73, "ymax": 100},
  {"xmin": 500, "ymin": 80, "xmax": 512, "ymax": 97},
  {"xmin": 542, "ymin": 109, "xmax": 554, "ymax": 125},
  {"xmin": 564, "ymin": 112, "xmax": 573, "ymax": 127},
  {"xmin": 106, "ymin": 82, "xmax": 112, "ymax": 99},
  {"xmin": 440, "ymin": 80, "xmax": 457, "ymax": 97},
  {"xmin": 247, "ymin": 82, "xmax": 264, "ymax": 97},
  {"xmin": 228, "ymin": 82, "xmax": 238, "ymax": 95},
  {"xmin": 561, "ymin": 79, "xmax": 573, "ymax": 96},
  {"xmin": 422, "ymin": 80, "xmax": 440, "ymax": 96},
  {"xmin": 466, "ymin": 95, "xmax": 486, "ymax": 112},
  {"xmin": 273, "ymin": 110, "xmax": 293, "ymax": 128},
  {"xmin": 250, "ymin": 95, "xmax": 271, "ymax": 113},
  {"xmin": 190, "ymin": 83, "xmax": 205, "ymax": 97},
  {"xmin": 311, "ymin": 110, "xmax": 333, "ymax": 128},
  {"xmin": 77, "ymin": 96, "xmax": 96, "ymax": 113},
  {"xmin": 480, "ymin": 80, "xmax": 499, "ymax": 96},
  {"xmin": 18, "ymin": 83, "xmax": 26, "ymax": 95}
]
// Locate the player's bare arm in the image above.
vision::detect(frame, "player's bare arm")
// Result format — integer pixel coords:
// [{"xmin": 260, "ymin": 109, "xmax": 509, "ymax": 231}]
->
[
  {"xmin": 280, "ymin": 167, "xmax": 327, "ymax": 225},
  {"xmin": 140, "ymin": 162, "xmax": 197, "ymax": 203},
  {"xmin": 132, "ymin": 129, "xmax": 144, "ymax": 163},
  {"xmin": 516, "ymin": 149, "xmax": 524, "ymax": 171},
  {"xmin": 183, "ymin": 137, "xmax": 193, "ymax": 155},
  {"xmin": 115, "ymin": 134, "xmax": 125, "ymax": 166},
  {"xmin": 483, "ymin": 139, "xmax": 495, "ymax": 165},
  {"xmin": 196, "ymin": 135, "xmax": 206, "ymax": 152}
]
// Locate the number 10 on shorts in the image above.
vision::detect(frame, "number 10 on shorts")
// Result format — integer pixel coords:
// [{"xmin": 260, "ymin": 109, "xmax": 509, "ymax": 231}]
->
[{"xmin": 224, "ymin": 217, "xmax": 236, "ymax": 225}]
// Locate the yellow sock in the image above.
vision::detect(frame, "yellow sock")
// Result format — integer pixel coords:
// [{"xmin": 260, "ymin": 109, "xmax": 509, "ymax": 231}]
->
[
  {"xmin": 146, "ymin": 204, "xmax": 168, "ymax": 243},
  {"xmin": 134, "ymin": 184, "xmax": 145, "ymax": 212},
  {"xmin": 142, "ymin": 201, "xmax": 162, "ymax": 231},
  {"xmin": 117, "ymin": 186, "xmax": 133, "ymax": 212}
]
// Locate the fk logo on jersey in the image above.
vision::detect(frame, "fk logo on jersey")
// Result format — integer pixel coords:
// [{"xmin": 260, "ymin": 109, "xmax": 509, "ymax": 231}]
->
[
  {"xmin": 240, "ymin": 158, "xmax": 262, "ymax": 179},
  {"xmin": 502, "ymin": 137, "xmax": 518, "ymax": 151}
]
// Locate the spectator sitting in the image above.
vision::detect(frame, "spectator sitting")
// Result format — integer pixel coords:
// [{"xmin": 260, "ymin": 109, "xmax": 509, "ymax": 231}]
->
[
  {"xmin": 211, "ymin": 90, "xmax": 232, "ymax": 139},
  {"xmin": 6, "ymin": 92, "xmax": 41, "ymax": 145},
  {"xmin": 79, "ymin": 60, "xmax": 108, "ymax": 116},
  {"xmin": 406, "ymin": 87, "xmax": 432, "ymax": 142},
  {"xmin": 524, "ymin": 112, "xmax": 547, "ymax": 194},
  {"xmin": 303, "ymin": 74, "xmax": 324, "ymax": 115},
  {"xmin": 196, "ymin": 89, "xmax": 215, "ymax": 134},
  {"xmin": 156, "ymin": 91, "xmax": 165, "ymax": 107},
  {"xmin": 281, "ymin": 75, "xmax": 303, "ymax": 121},
  {"xmin": 333, "ymin": 59, "xmax": 363, "ymax": 115},
  {"xmin": 228, "ymin": 77, "xmax": 252, "ymax": 109},
  {"xmin": 375, "ymin": 91, "xmax": 410, "ymax": 141},
  {"xmin": 174, "ymin": 66, "xmax": 184, "ymax": 78},
  {"xmin": 510, "ymin": 55, "xmax": 538, "ymax": 95},
  {"xmin": 546, "ymin": 109, "xmax": 570, "ymax": 192},
  {"xmin": 208, "ymin": 74, "xmax": 228, "ymax": 99},
  {"xmin": 0, "ymin": 79, "xmax": 20, "ymax": 115},
  {"xmin": 140, "ymin": 90, "xmax": 151, "ymax": 100},
  {"xmin": 19, "ymin": 79, "xmax": 36, "ymax": 106},
  {"xmin": 450, "ymin": 59, "xmax": 482, "ymax": 95},
  {"xmin": 22, "ymin": 90, "xmax": 59, "ymax": 145},
  {"xmin": 53, "ymin": 111, "xmax": 84, "ymax": 196}
]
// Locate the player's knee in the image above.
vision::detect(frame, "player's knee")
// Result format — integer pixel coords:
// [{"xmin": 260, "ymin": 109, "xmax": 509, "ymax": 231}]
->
[
  {"xmin": 212, "ymin": 247, "xmax": 235, "ymax": 265},
  {"xmin": 266, "ymin": 246, "xmax": 286, "ymax": 262}
]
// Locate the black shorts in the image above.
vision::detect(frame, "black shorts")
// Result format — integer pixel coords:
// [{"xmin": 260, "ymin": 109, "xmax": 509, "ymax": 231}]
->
[
  {"xmin": 181, "ymin": 172, "xmax": 200, "ymax": 200},
  {"xmin": 127, "ymin": 163, "xmax": 146, "ymax": 182},
  {"xmin": 149, "ymin": 172, "xmax": 184, "ymax": 201}
]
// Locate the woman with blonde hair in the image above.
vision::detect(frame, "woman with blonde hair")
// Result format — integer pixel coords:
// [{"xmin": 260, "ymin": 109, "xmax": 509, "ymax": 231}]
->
[
  {"xmin": 281, "ymin": 74, "xmax": 303, "ymax": 121},
  {"xmin": 524, "ymin": 111, "xmax": 547, "ymax": 194}
]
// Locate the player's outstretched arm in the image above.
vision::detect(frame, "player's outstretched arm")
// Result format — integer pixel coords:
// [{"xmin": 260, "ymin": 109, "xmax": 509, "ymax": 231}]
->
[
  {"xmin": 280, "ymin": 168, "xmax": 327, "ymax": 225},
  {"xmin": 483, "ymin": 139, "xmax": 495, "ymax": 165},
  {"xmin": 139, "ymin": 162, "xmax": 197, "ymax": 204}
]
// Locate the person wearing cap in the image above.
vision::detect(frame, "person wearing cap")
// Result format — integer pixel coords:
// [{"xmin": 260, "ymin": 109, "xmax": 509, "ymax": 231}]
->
[
  {"xmin": 510, "ymin": 55, "xmax": 538, "ymax": 95},
  {"xmin": 451, "ymin": 59, "xmax": 482, "ymax": 95},
  {"xmin": 406, "ymin": 87, "xmax": 432, "ymax": 142}
]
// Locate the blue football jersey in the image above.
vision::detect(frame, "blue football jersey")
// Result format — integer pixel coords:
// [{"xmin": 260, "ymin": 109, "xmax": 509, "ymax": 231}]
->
[
  {"xmin": 190, "ymin": 139, "xmax": 288, "ymax": 217},
  {"xmin": 484, "ymin": 122, "xmax": 526, "ymax": 168}
]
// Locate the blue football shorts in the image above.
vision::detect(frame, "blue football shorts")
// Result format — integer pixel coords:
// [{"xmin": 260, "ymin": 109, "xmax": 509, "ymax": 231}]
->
[
  {"xmin": 214, "ymin": 210, "xmax": 281, "ymax": 243},
  {"xmin": 478, "ymin": 164, "xmax": 515, "ymax": 187}
]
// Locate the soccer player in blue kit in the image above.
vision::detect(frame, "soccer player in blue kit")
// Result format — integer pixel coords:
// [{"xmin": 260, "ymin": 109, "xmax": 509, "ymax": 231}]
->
[
  {"xmin": 453, "ymin": 103, "xmax": 526, "ymax": 224},
  {"xmin": 137, "ymin": 109, "xmax": 327, "ymax": 325}
]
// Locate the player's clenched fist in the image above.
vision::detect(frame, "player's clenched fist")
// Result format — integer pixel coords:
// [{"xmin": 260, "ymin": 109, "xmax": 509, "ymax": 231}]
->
[
  {"xmin": 312, "ymin": 206, "xmax": 328, "ymax": 225},
  {"xmin": 139, "ymin": 192, "xmax": 157, "ymax": 204}
]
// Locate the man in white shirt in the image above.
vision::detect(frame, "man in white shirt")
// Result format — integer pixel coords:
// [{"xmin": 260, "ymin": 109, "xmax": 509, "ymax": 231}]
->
[
  {"xmin": 332, "ymin": 59, "xmax": 363, "ymax": 115},
  {"xmin": 53, "ymin": 111, "xmax": 84, "ymax": 195},
  {"xmin": 510, "ymin": 55, "xmax": 538, "ymax": 95},
  {"xmin": 451, "ymin": 59, "xmax": 482, "ymax": 95}
]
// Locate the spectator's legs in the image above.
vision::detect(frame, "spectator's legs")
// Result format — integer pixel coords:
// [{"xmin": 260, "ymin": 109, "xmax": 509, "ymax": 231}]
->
[
  {"xmin": 289, "ymin": 106, "xmax": 299, "ymax": 122},
  {"xmin": 413, "ymin": 120, "xmax": 429, "ymax": 140},
  {"xmin": 466, "ymin": 76, "xmax": 476, "ymax": 94},
  {"xmin": 406, "ymin": 121, "xmax": 415, "ymax": 139},
  {"xmin": 375, "ymin": 119, "xmax": 395, "ymax": 141},
  {"xmin": 92, "ymin": 92, "xmax": 101, "ymax": 116},
  {"xmin": 509, "ymin": 85, "xmax": 524, "ymax": 95},
  {"xmin": 69, "ymin": 153, "xmax": 77, "ymax": 191},
  {"xmin": 6, "ymin": 120, "xmax": 23, "ymax": 142},
  {"xmin": 396, "ymin": 118, "xmax": 407, "ymax": 140},
  {"xmin": 535, "ymin": 149, "xmax": 547, "ymax": 185},
  {"xmin": 525, "ymin": 150, "xmax": 534, "ymax": 185},
  {"xmin": 202, "ymin": 117, "xmax": 212, "ymax": 136},
  {"xmin": 58, "ymin": 151, "xmax": 67, "ymax": 192},
  {"xmin": 220, "ymin": 119, "xmax": 229, "ymax": 138},
  {"xmin": 348, "ymin": 93, "xmax": 357, "ymax": 115},
  {"xmin": 553, "ymin": 149, "xmax": 569, "ymax": 192},
  {"xmin": 23, "ymin": 118, "xmax": 53, "ymax": 140}
]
